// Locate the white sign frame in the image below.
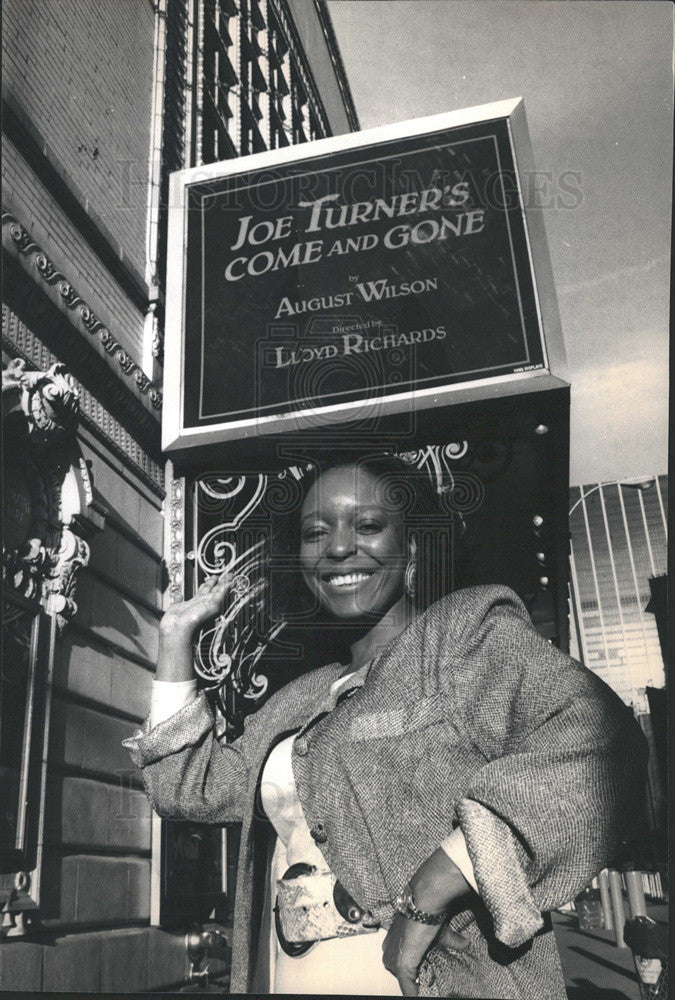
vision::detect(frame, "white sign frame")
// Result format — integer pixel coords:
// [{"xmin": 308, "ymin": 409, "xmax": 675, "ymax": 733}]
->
[{"xmin": 163, "ymin": 96, "xmax": 568, "ymax": 452}]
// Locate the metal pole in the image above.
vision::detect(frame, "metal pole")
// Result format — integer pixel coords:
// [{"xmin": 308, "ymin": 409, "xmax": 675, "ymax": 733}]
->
[
  {"xmin": 608, "ymin": 870, "xmax": 627, "ymax": 947},
  {"xmin": 569, "ymin": 541, "xmax": 590, "ymax": 664},
  {"xmin": 598, "ymin": 869, "xmax": 613, "ymax": 931},
  {"xmin": 625, "ymin": 870, "xmax": 647, "ymax": 917}
]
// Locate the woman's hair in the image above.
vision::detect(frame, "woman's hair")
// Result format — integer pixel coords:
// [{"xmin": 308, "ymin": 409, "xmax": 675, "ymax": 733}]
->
[{"xmin": 265, "ymin": 449, "xmax": 465, "ymax": 624}]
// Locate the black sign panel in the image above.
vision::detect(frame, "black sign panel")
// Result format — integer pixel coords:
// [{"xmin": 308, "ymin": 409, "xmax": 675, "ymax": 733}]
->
[{"xmin": 169, "ymin": 108, "xmax": 552, "ymax": 447}]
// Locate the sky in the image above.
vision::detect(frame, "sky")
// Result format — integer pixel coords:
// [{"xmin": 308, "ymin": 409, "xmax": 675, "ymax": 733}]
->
[{"xmin": 327, "ymin": 0, "xmax": 672, "ymax": 486}]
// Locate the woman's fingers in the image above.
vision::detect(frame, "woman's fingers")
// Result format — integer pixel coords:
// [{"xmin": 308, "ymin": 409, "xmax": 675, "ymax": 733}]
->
[
  {"xmin": 440, "ymin": 926, "xmax": 470, "ymax": 951},
  {"xmin": 382, "ymin": 915, "xmax": 437, "ymax": 997},
  {"xmin": 205, "ymin": 573, "xmax": 233, "ymax": 607},
  {"xmin": 179, "ymin": 563, "xmax": 266, "ymax": 632},
  {"xmin": 396, "ymin": 967, "xmax": 419, "ymax": 996},
  {"xmin": 199, "ymin": 561, "xmax": 266, "ymax": 595},
  {"xmin": 197, "ymin": 571, "xmax": 231, "ymax": 594}
]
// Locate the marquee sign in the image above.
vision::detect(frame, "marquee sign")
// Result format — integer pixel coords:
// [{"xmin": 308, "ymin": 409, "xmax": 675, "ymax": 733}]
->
[{"xmin": 163, "ymin": 97, "xmax": 567, "ymax": 451}]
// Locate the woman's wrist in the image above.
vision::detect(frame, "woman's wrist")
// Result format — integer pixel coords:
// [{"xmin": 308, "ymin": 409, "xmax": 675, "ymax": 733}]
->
[
  {"xmin": 408, "ymin": 847, "xmax": 471, "ymax": 914},
  {"xmin": 155, "ymin": 627, "xmax": 196, "ymax": 683},
  {"xmin": 158, "ymin": 608, "xmax": 195, "ymax": 640},
  {"xmin": 158, "ymin": 621, "xmax": 194, "ymax": 649}
]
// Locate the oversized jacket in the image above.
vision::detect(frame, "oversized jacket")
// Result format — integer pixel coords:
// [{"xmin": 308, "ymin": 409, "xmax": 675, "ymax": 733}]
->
[{"xmin": 125, "ymin": 585, "xmax": 648, "ymax": 998}]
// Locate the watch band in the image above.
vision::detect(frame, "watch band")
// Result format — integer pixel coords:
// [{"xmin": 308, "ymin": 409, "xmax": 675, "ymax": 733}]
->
[{"xmin": 393, "ymin": 883, "xmax": 447, "ymax": 925}]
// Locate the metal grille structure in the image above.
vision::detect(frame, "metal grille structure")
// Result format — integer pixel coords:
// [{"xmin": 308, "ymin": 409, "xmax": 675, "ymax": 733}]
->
[
  {"xmin": 568, "ymin": 476, "xmax": 668, "ymax": 714},
  {"xmin": 194, "ymin": 0, "xmax": 331, "ymax": 165}
]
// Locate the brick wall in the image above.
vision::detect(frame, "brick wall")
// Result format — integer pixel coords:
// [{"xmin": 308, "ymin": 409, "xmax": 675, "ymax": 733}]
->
[
  {"xmin": 0, "ymin": 369, "xmax": 191, "ymax": 987},
  {"xmin": 2, "ymin": 0, "xmax": 156, "ymax": 281},
  {"xmin": 2, "ymin": 135, "xmax": 146, "ymax": 362}
]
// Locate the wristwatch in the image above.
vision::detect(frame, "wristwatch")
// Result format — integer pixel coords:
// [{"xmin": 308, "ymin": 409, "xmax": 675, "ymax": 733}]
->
[{"xmin": 393, "ymin": 882, "xmax": 447, "ymax": 925}]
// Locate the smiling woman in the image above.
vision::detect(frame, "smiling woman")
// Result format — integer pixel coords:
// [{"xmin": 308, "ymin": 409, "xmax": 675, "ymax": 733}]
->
[
  {"xmin": 269, "ymin": 453, "xmax": 456, "ymax": 639},
  {"xmin": 300, "ymin": 465, "xmax": 412, "ymax": 626},
  {"xmin": 125, "ymin": 450, "xmax": 648, "ymax": 998}
]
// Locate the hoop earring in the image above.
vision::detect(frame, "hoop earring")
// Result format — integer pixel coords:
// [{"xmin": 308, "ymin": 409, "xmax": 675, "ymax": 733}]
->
[{"xmin": 404, "ymin": 560, "xmax": 417, "ymax": 600}]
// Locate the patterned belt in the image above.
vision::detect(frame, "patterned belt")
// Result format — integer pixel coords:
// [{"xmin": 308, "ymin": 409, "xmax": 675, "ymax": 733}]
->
[{"xmin": 274, "ymin": 862, "xmax": 381, "ymax": 956}]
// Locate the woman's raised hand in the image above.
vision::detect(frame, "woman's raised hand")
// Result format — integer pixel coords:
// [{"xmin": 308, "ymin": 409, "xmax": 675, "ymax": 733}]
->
[
  {"xmin": 160, "ymin": 571, "xmax": 233, "ymax": 639},
  {"xmin": 155, "ymin": 571, "xmax": 233, "ymax": 683}
]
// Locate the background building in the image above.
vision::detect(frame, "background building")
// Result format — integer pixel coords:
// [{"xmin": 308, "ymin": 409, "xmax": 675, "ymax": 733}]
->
[
  {"xmin": 1, "ymin": 0, "xmax": 357, "ymax": 991},
  {"xmin": 568, "ymin": 475, "xmax": 668, "ymax": 835},
  {"xmin": 568, "ymin": 476, "xmax": 668, "ymax": 714}
]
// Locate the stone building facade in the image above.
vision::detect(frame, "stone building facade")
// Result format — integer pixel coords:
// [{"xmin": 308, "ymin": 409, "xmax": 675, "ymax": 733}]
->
[{"xmin": 1, "ymin": 0, "xmax": 357, "ymax": 990}]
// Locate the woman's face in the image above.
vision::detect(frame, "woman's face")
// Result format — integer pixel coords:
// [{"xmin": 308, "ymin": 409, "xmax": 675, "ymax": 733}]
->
[{"xmin": 299, "ymin": 465, "xmax": 409, "ymax": 621}]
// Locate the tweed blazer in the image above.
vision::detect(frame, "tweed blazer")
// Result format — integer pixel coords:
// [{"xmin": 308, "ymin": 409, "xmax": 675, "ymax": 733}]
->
[{"xmin": 125, "ymin": 585, "xmax": 648, "ymax": 999}]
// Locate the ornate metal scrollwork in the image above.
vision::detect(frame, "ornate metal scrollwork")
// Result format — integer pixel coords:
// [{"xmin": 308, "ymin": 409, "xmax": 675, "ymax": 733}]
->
[{"xmin": 192, "ymin": 474, "xmax": 284, "ymax": 717}]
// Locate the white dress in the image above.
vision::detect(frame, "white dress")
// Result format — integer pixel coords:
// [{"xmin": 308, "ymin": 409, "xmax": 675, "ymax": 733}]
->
[{"xmin": 257, "ymin": 673, "xmax": 402, "ymax": 996}]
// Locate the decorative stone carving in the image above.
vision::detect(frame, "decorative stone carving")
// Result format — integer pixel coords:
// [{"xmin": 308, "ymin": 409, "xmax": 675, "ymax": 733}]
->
[
  {"xmin": 2, "ymin": 358, "xmax": 103, "ymax": 628},
  {"xmin": 6, "ymin": 357, "xmax": 80, "ymax": 435},
  {"xmin": 166, "ymin": 463, "xmax": 187, "ymax": 607},
  {"xmin": 2, "ymin": 208, "xmax": 162, "ymax": 409},
  {"xmin": 146, "ymin": 300, "xmax": 164, "ymax": 364},
  {"xmin": 3, "ymin": 304, "xmax": 165, "ymax": 493}
]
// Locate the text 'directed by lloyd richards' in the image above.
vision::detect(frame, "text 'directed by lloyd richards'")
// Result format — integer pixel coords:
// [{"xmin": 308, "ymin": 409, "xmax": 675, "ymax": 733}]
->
[{"xmin": 163, "ymin": 97, "xmax": 569, "ymax": 452}]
